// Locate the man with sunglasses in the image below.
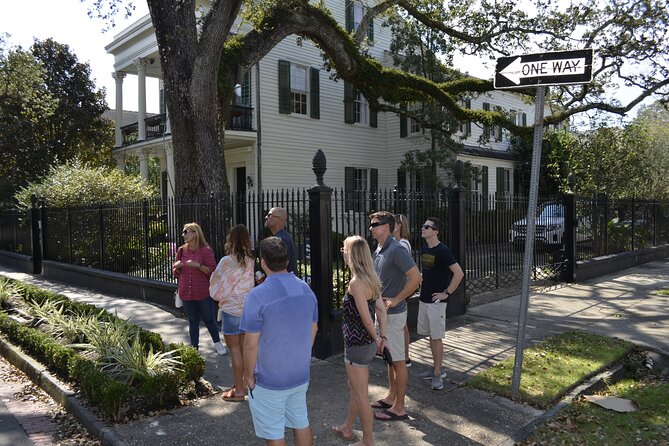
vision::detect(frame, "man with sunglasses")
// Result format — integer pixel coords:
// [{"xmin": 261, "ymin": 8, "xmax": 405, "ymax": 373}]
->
[
  {"xmin": 264, "ymin": 207, "xmax": 296, "ymax": 273},
  {"xmin": 368, "ymin": 211, "xmax": 421, "ymax": 421},
  {"xmin": 418, "ymin": 217, "xmax": 464, "ymax": 390}
]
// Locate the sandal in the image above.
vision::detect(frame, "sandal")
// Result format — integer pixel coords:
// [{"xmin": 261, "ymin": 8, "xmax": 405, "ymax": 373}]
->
[{"xmin": 222, "ymin": 387, "xmax": 246, "ymax": 402}]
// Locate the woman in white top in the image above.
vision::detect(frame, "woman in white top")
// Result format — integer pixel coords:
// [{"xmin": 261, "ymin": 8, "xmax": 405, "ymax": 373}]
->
[
  {"xmin": 393, "ymin": 214, "xmax": 413, "ymax": 367},
  {"xmin": 210, "ymin": 224, "xmax": 254, "ymax": 401}
]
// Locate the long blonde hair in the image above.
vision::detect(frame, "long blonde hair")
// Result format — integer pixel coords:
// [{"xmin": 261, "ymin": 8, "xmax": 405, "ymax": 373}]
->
[
  {"xmin": 394, "ymin": 214, "xmax": 410, "ymax": 241},
  {"xmin": 181, "ymin": 222, "xmax": 209, "ymax": 250},
  {"xmin": 343, "ymin": 235, "xmax": 381, "ymax": 300}
]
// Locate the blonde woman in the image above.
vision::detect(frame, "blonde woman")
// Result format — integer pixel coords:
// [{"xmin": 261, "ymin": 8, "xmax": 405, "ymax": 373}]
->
[
  {"xmin": 331, "ymin": 235, "xmax": 387, "ymax": 446},
  {"xmin": 210, "ymin": 224, "xmax": 255, "ymax": 401},
  {"xmin": 393, "ymin": 214, "xmax": 413, "ymax": 368},
  {"xmin": 172, "ymin": 222, "xmax": 225, "ymax": 355}
]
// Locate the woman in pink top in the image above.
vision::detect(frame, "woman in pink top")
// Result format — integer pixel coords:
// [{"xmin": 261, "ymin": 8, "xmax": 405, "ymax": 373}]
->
[
  {"xmin": 209, "ymin": 224, "xmax": 254, "ymax": 401},
  {"xmin": 173, "ymin": 222, "xmax": 225, "ymax": 355}
]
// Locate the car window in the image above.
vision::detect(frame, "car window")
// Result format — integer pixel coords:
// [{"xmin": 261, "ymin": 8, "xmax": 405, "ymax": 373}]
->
[{"xmin": 539, "ymin": 205, "xmax": 563, "ymax": 218}]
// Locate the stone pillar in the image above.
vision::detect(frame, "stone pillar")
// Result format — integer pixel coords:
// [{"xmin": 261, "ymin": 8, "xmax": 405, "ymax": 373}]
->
[
  {"xmin": 308, "ymin": 150, "xmax": 334, "ymax": 359},
  {"xmin": 165, "ymin": 105, "xmax": 171, "ymax": 134},
  {"xmin": 136, "ymin": 59, "xmax": 148, "ymax": 141},
  {"xmin": 112, "ymin": 72, "xmax": 126, "ymax": 147}
]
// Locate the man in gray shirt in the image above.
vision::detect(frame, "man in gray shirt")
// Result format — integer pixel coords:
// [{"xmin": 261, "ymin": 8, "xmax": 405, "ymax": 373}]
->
[{"xmin": 369, "ymin": 211, "xmax": 421, "ymax": 421}]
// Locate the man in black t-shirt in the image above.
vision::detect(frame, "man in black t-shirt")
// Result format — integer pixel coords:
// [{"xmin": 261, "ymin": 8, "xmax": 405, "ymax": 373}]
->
[{"xmin": 417, "ymin": 217, "xmax": 464, "ymax": 390}]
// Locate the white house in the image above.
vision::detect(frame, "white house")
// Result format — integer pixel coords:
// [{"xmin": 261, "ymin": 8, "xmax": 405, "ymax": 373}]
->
[{"xmin": 105, "ymin": 1, "xmax": 552, "ymax": 201}]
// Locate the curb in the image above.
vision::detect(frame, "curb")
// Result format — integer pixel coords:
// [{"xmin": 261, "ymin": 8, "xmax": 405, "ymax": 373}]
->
[{"xmin": 0, "ymin": 337, "xmax": 130, "ymax": 446}]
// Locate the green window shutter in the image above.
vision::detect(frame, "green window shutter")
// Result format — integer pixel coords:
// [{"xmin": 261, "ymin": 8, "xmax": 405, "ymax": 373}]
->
[
  {"xmin": 397, "ymin": 169, "xmax": 406, "ymax": 191},
  {"xmin": 369, "ymin": 107, "xmax": 377, "ymax": 128},
  {"xmin": 496, "ymin": 167, "xmax": 505, "ymax": 198},
  {"xmin": 345, "ymin": 167, "xmax": 355, "ymax": 211},
  {"xmin": 522, "ymin": 112, "xmax": 527, "ymax": 126},
  {"xmin": 399, "ymin": 104, "xmax": 407, "ymax": 138},
  {"xmin": 370, "ymin": 168, "xmax": 378, "ymax": 210},
  {"xmin": 345, "ymin": 0, "xmax": 354, "ymax": 33},
  {"xmin": 344, "ymin": 81, "xmax": 355, "ymax": 124},
  {"xmin": 481, "ymin": 166, "xmax": 489, "ymax": 210},
  {"xmin": 482, "ymin": 102, "xmax": 491, "ymax": 139},
  {"xmin": 278, "ymin": 60, "xmax": 291, "ymax": 114},
  {"xmin": 310, "ymin": 67, "xmax": 320, "ymax": 119},
  {"xmin": 367, "ymin": 17, "xmax": 374, "ymax": 42}
]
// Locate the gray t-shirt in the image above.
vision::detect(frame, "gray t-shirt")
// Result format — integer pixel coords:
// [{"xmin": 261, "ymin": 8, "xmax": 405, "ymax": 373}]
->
[{"xmin": 373, "ymin": 236, "xmax": 417, "ymax": 315}]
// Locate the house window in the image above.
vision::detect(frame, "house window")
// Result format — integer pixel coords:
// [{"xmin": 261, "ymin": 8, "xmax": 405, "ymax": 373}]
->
[
  {"xmin": 278, "ymin": 60, "xmax": 320, "ymax": 118},
  {"xmin": 497, "ymin": 167, "xmax": 512, "ymax": 196},
  {"xmin": 470, "ymin": 166, "xmax": 482, "ymax": 194},
  {"xmin": 409, "ymin": 104, "xmax": 422, "ymax": 134},
  {"xmin": 494, "ymin": 106, "xmax": 503, "ymax": 142},
  {"xmin": 290, "ymin": 64, "xmax": 308, "ymax": 115},
  {"xmin": 515, "ymin": 111, "xmax": 527, "ymax": 127},
  {"xmin": 345, "ymin": 1, "xmax": 374, "ymax": 43},
  {"xmin": 459, "ymin": 99, "xmax": 471, "ymax": 137},
  {"xmin": 345, "ymin": 166, "xmax": 378, "ymax": 211},
  {"xmin": 354, "ymin": 90, "xmax": 368, "ymax": 124},
  {"xmin": 409, "ymin": 170, "xmax": 424, "ymax": 192}
]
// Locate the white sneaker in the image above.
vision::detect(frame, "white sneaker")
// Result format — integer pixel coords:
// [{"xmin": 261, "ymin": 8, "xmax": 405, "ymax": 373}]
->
[{"xmin": 214, "ymin": 341, "xmax": 227, "ymax": 356}]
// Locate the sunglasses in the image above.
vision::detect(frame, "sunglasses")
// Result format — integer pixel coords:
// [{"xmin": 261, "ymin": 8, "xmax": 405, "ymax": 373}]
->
[
  {"xmin": 422, "ymin": 224, "xmax": 437, "ymax": 230},
  {"xmin": 182, "ymin": 229, "xmax": 195, "ymax": 235},
  {"xmin": 369, "ymin": 221, "xmax": 386, "ymax": 228}
]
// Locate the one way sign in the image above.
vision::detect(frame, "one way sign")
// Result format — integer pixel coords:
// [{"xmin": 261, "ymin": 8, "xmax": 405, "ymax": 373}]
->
[{"xmin": 494, "ymin": 49, "xmax": 593, "ymax": 89}]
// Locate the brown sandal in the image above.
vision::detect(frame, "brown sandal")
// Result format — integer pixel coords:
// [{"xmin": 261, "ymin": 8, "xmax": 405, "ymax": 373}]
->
[{"xmin": 222, "ymin": 387, "xmax": 246, "ymax": 402}]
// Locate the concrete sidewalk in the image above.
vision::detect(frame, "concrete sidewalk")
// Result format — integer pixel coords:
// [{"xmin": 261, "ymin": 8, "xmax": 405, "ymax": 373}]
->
[{"xmin": 1, "ymin": 260, "xmax": 668, "ymax": 445}]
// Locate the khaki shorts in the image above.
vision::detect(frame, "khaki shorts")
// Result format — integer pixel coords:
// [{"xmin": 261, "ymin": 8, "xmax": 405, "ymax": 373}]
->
[
  {"xmin": 385, "ymin": 312, "xmax": 407, "ymax": 362},
  {"xmin": 417, "ymin": 300, "xmax": 447, "ymax": 340}
]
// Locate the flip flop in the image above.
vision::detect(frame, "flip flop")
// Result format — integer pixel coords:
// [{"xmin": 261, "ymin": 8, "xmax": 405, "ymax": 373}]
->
[
  {"xmin": 374, "ymin": 409, "xmax": 409, "ymax": 422},
  {"xmin": 330, "ymin": 425, "xmax": 355, "ymax": 441},
  {"xmin": 371, "ymin": 399, "xmax": 392, "ymax": 409}
]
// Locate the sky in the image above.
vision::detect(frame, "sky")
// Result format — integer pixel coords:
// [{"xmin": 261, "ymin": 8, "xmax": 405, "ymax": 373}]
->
[
  {"xmin": 0, "ymin": 0, "xmax": 649, "ymax": 120},
  {"xmin": 0, "ymin": 0, "xmax": 159, "ymax": 113}
]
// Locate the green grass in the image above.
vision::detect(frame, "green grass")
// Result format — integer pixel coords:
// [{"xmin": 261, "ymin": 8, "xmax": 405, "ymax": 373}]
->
[
  {"xmin": 524, "ymin": 377, "xmax": 669, "ymax": 445},
  {"xmin": 468, "ymin": 331, "xmax": 633, "ymax": 408},
  {"xmin": 657, "ymin": 288, "xmax": 669, "ymax": 296}
]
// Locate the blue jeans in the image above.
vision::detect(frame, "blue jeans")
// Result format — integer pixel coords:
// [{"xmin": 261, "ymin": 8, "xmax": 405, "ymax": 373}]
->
[{"xmin": 182, "ymin": 297, "xmax": 221, "ymax": 348}]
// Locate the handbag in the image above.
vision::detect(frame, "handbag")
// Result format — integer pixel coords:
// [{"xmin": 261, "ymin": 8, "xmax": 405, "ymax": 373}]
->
[{"xmin": 174, "ymin": 291, "xmax": 183, "ymax": 308}]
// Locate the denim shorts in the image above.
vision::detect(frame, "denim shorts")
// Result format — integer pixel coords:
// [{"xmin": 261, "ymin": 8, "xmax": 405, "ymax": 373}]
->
[
  {"xmin": 221, "ymin": 312, "xmax": 243, "ymax": 335},
  {"xmin": 344, "ymin": 342, "xmax": 377, "ymax": 367}
]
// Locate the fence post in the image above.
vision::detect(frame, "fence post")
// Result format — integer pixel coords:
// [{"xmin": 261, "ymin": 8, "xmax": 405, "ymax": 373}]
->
[
  {"xmin": 562, "ymin": 192, "xmax": 576, "ymax": 282},
  {"xmin": 98, "ymin": 203, "xmax": 105, "ymax": 270},
  {"xmin": 602, "ymin": 195, "xmax": 609, "ymax": 255},
  {"xmin": 447, "ymin": 160, "xmax": 467, "ymax": 317},
  {"xmin": 143, "ymin": 198, "xmax": 150, "ymax": 279},
  {"xmin": 39, "ymin": 199, "xmax": 48, "ymax": 263},
  {"xmin": 30, "ymin": 195, "xmax": 42, "ymax": 274},
  {"xmin": 308, "ymin": 150, "xmax": 334, "ymax": 359}
]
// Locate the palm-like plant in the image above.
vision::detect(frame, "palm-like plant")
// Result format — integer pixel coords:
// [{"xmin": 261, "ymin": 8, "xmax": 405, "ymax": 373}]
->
[{"xmin": 0, "ymin": 278, "xmax": 20, "ymax": 307}]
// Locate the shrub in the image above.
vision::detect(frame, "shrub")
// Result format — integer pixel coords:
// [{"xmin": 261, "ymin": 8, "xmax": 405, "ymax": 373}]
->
[
  {"xmin": 169, "ymin": 343, "xmax": 205, "ymax": 382},
  {"xmin": 14, "ymin": 159, "xmax": 156, "ymax": 209}
]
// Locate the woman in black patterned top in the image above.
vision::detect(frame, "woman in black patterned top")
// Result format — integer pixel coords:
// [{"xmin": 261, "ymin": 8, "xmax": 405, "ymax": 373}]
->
[{"xmin": 331, "ymin": 235, "xmax": 387, "ymax": 445}]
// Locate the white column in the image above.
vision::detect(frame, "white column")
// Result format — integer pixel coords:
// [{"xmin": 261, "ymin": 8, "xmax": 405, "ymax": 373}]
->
[
  {"xmin": 112, "ymin": 72, "xmax": 126, "ymax": 147},
  {"xmin": 165, "ymin": 105, "xmax": 171, "ymax": 134},
  {"xmin": 135, "ymin": 59, "xmax": 147, "ymax": 141},
  {"xmin": 139, "ymin": 149, "xmax": 149, "ymax": 182},
  {"xmin": 165, "ymin": 144, "xmax": 175, "ymax": 199},
  {"xmin": 115, "ymin": 154, "xmax": 125, "ymax": 172}
]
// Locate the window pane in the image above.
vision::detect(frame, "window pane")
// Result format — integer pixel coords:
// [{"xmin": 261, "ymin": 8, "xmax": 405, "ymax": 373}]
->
[{"xmin": 290, "ymin": 65, "xmax": 307, "ymax": 91}]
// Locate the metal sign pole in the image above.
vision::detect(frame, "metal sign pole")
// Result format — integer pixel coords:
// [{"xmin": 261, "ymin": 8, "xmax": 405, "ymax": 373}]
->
[{"xmin": 511, "ymin": 86, "xmax": 546, "ymax": 400}]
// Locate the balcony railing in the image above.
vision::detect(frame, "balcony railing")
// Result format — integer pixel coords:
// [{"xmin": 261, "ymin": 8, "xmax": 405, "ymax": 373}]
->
[{"xmin": 119, "ymin": 106, "xmax": 254, "ymax": 146}]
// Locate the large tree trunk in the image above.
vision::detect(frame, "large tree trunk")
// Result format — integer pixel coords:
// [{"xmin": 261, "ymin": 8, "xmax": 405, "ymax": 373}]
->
[{"xmin": 147, "ymin": 0, "xmax": 231, "ymax": 198}]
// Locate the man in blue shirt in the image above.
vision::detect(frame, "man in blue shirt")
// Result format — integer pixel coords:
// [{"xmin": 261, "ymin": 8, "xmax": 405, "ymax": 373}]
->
[{"xmin": 241, "ymin": 237, "xmax": 318, "ymax": 445}]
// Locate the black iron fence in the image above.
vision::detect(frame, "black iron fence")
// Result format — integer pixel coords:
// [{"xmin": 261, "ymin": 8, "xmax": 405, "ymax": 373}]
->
[
  {"xmin": 0, "ymin": 208, "xmax": 32, "ymax": 255},
  {"xmin": 4, "ymin": 191, "xmax": 669, "ymax": 306}
]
